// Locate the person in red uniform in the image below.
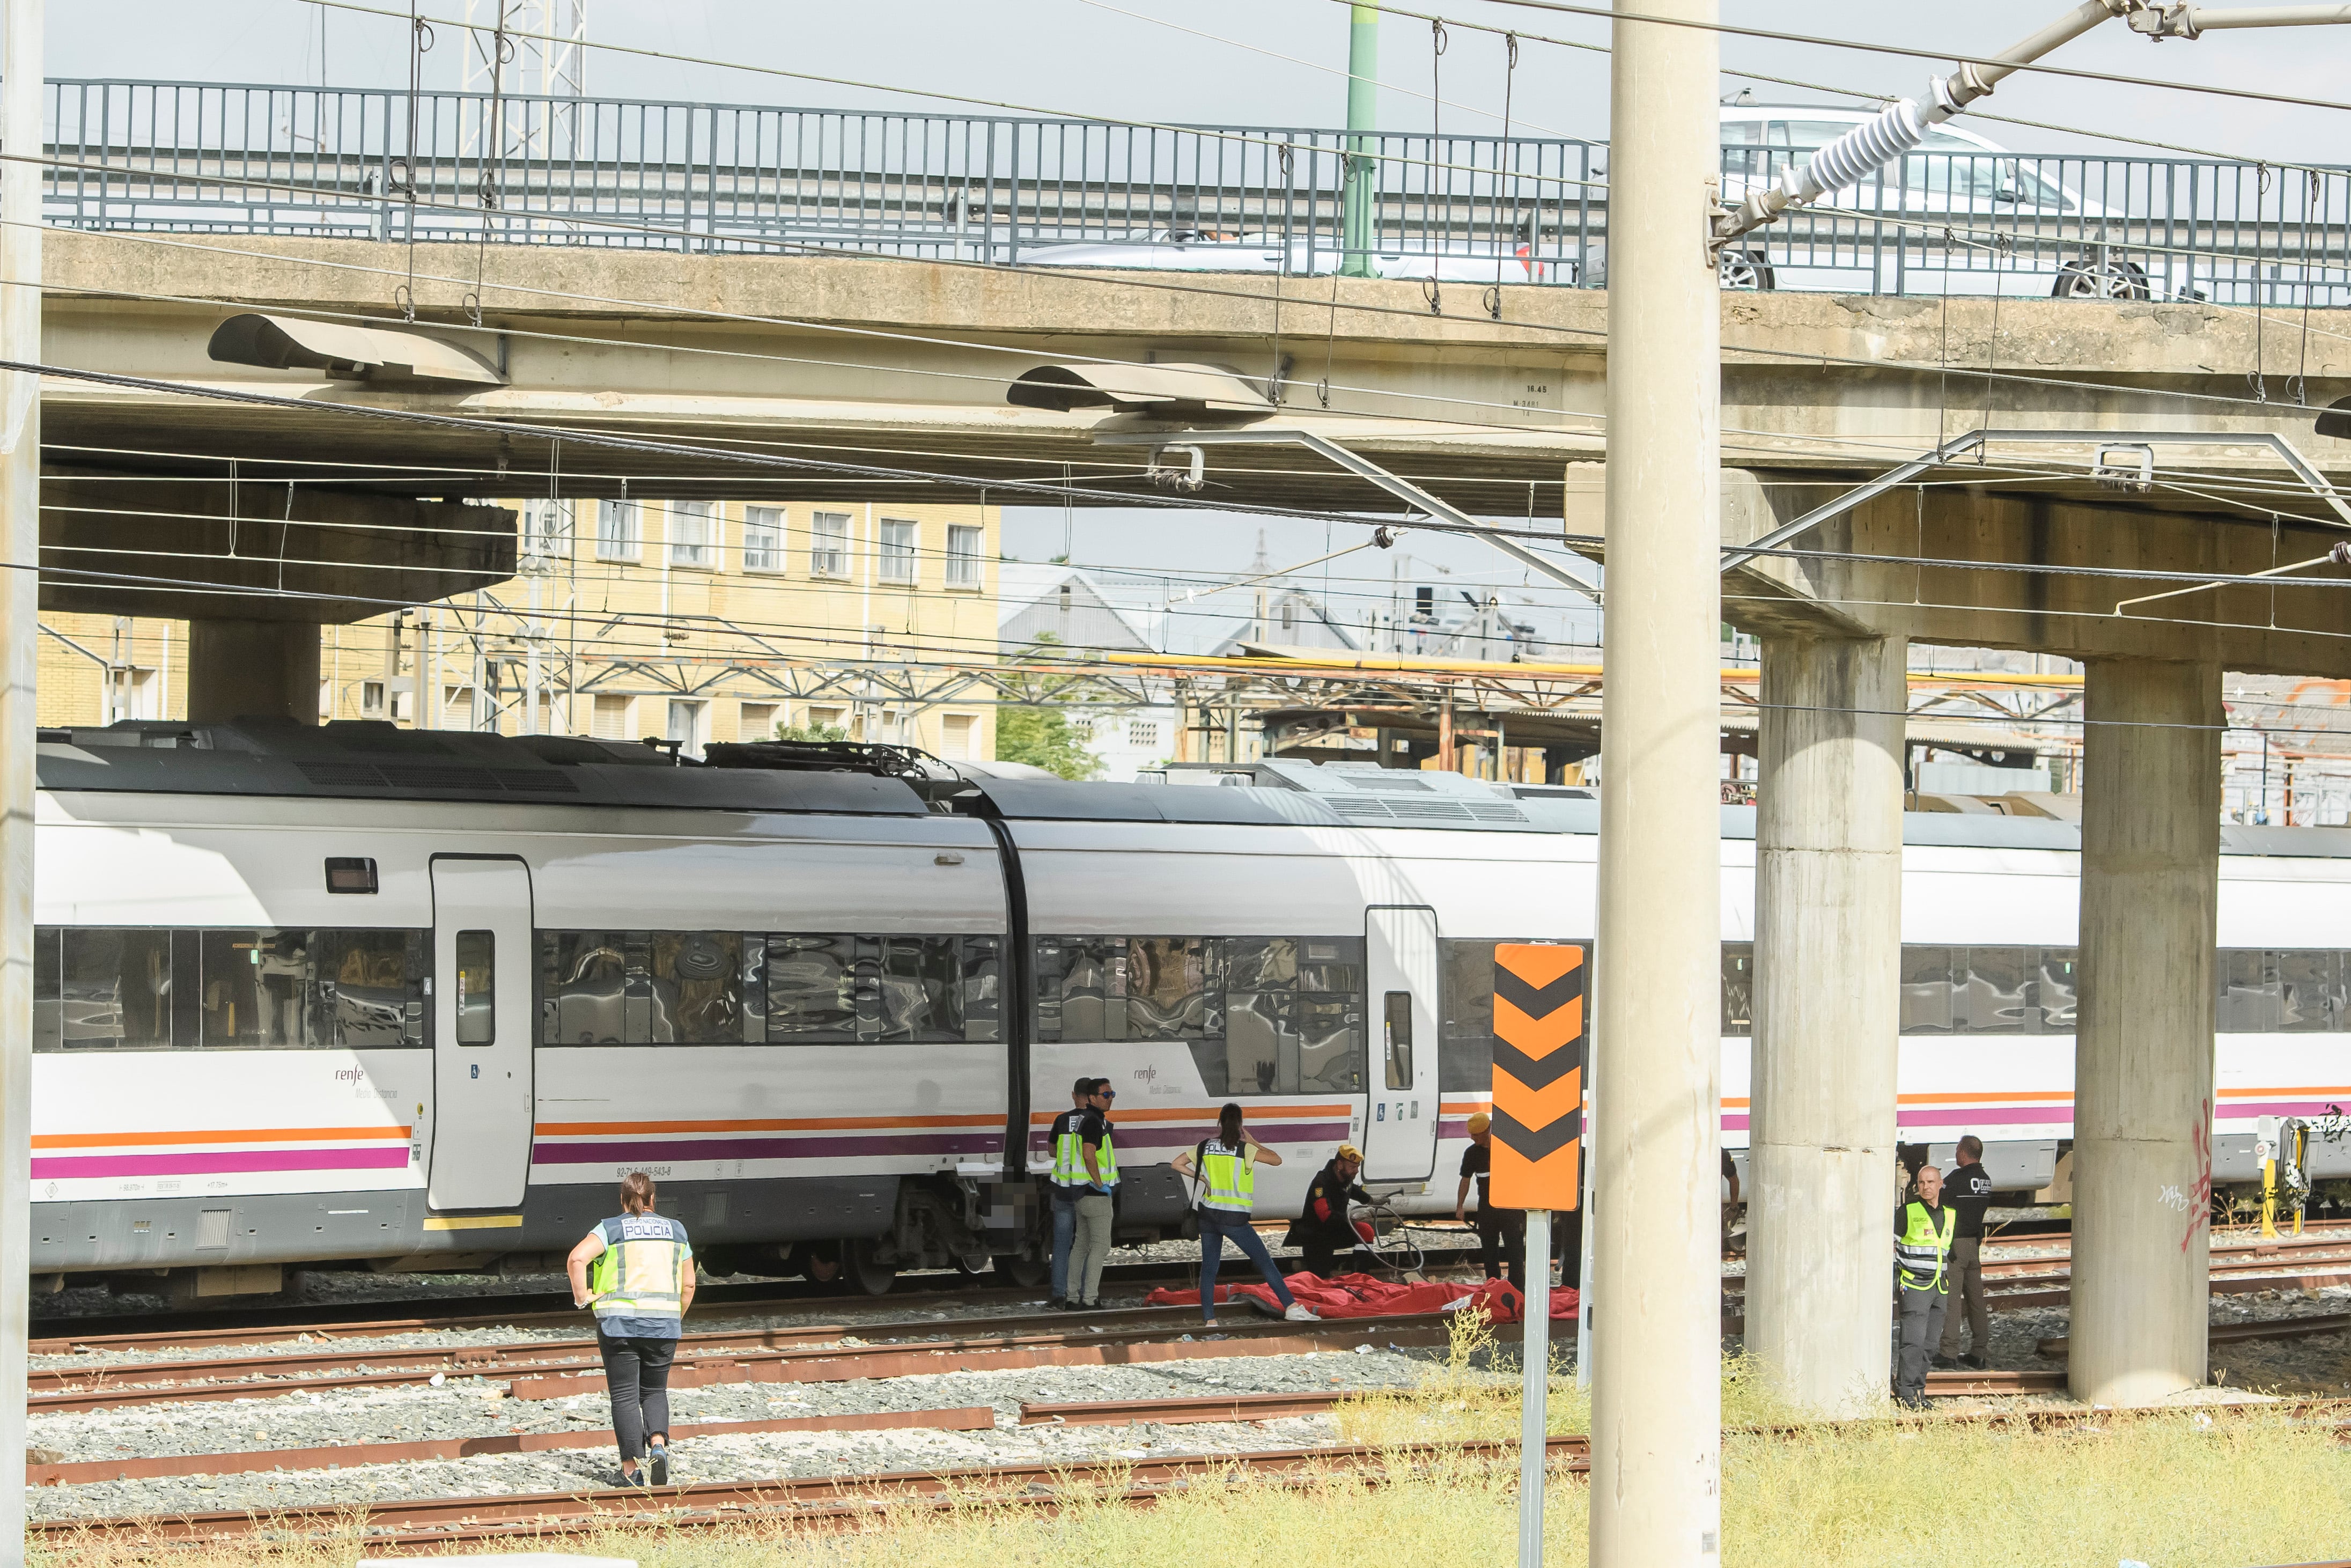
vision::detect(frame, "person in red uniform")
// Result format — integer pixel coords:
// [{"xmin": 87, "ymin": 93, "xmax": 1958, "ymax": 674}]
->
[{"xmin": 1287, "ymin": 1143, "xmax": 1375, "ymax": 1278}]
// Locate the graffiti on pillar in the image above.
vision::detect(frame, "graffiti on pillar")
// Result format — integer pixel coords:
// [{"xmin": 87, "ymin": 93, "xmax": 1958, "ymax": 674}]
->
[{"xmin": 2181, "ymin": 1096, "xmax": 2214, "ymax": 1255}]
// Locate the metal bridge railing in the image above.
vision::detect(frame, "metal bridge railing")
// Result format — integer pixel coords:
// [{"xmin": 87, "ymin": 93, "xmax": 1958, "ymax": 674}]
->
[{"xmin": 37, "ymin": 78, "xmax": 2351, "ymax": 306}]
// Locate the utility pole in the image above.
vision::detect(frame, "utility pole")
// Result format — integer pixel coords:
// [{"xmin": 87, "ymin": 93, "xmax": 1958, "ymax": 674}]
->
[
  {"xmin": 0, "ymin": 4, "xmax": 39, "ymax": 1560},
  {"xmin": 1339, "ymin": 3, "xmax": 1378, "ymax": 278},
  {"xmin": 1591, "ymin": 1, "xmax": 1722, "ymax": 1566}
]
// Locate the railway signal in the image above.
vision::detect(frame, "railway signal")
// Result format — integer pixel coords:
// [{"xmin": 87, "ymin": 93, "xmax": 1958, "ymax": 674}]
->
[{"xmin": 1491, "ymin": 941, "xmax": 1587, "ymax": 1568}]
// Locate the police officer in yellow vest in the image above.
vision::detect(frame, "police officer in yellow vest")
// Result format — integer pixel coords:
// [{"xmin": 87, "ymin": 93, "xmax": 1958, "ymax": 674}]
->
[
  {"xmin": 1171, "ymin": 1103, "xmax": 1319, "ymax": 1327},
  {"xmin": 568, "ymin": 1172, "xmax": 696, "ymax": 1486},
  {"xmin": 1053, "ymin": 1078, "xmax": 1121, "ymax": 1310},
  {"xmin": 1893, "ymin": 1164, "xmax": 1957, "ymax": 1410}
]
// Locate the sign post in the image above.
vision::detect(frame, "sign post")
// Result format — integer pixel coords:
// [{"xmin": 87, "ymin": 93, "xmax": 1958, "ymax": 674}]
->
[{"xmin": 1491, "ymin": 943, "xmax": 1588, "ymax": 1568}]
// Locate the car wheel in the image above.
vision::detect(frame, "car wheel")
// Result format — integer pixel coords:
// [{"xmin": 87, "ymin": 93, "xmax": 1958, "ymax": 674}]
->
[
  {"xmin": 2052, "ymin": 258, "xmax": 2150, "ymax": 300},
  {"xmin": 1718, "ymin": 249, "xmax": 1774, "ymax": 291}
]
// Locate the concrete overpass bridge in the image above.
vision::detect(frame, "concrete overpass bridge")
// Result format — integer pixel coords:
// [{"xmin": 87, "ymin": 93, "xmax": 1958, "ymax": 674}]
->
[{"xmin": 32, "ymin": 195, "xmax": 2351, "ymax": 1420}]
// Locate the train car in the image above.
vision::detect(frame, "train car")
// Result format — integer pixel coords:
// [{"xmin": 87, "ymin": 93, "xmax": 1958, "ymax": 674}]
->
[{"xmin": 25, "ymin": 720, "xmax": 2351, "ymax": 1304}]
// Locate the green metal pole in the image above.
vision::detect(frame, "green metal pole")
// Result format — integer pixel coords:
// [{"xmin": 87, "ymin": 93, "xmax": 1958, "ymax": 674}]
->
[{"xmin": 1340, "ymin": 3, "xmax": 1378, "ymax": 278}]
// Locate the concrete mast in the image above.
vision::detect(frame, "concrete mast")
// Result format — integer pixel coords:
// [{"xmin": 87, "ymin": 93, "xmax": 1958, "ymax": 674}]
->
[
  {"xmin": 1589, "ymin": 0, "xmax": 1723, "ymax": 1563},
  {"xmin": 0, "ymin": 1, "xmax": 40, "ymax": 1560}
]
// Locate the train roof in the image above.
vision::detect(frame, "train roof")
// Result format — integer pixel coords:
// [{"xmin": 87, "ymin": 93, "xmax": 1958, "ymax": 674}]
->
[{"xmin": 32, "ymin": 724, "xmax": 2351, "ymax": 858}]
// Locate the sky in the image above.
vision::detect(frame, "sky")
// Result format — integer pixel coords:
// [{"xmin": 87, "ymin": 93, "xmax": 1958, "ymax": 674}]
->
[{"xmin": 44, "ymin": 1, "xmax": 2347, "ymax": 631}]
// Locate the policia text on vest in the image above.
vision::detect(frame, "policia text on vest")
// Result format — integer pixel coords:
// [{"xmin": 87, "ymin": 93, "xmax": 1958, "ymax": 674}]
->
[
  {"xmin": 567, "ymin": 1173, "xmax": 697, "ymax": 1487},
  {"xmin": 1892, "ymin": 1166, "xmax": 1957, "ymax": 1410}
]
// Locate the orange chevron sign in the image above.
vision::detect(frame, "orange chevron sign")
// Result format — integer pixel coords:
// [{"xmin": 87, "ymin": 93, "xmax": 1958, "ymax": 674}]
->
[{"xmin": 1490, "ymin": 942, "xmax": 1587, "ymax": 1211}]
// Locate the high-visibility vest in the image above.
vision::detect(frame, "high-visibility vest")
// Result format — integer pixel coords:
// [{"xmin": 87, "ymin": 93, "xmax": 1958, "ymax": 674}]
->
[
  {"xmin": 1199, "ymin": 1140, "xmax": 1254, "ymax": 1214},
  {"xmin": 589, "ymin": 1215, "xmax": 690, "ymax": 1321},
  {"xmin": 1052, "ymin": 1114, "xmax": 1088, "ymax": 1186},
  {"xmin": 1052, "ymin": 1115, "xmax": 1117, "ymax": 1188},
  {"xmin": 1896, "ymin": 1200, "xmax": 1956, "ymax": 1293}
]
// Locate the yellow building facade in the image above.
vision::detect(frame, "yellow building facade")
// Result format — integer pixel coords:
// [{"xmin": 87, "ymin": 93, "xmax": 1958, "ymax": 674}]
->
[{"xmin": 40, "ymin": 498, "xmax": 1000, "ymax": 763}]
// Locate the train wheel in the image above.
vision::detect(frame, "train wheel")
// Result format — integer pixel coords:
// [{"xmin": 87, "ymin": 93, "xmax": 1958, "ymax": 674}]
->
[
  {"xmin": 846, "ymin": 1239, "xmax": 897, "ymax": 1297},
  {"xmin": 993, "ymin": 1254, "xmax": 1050, "ymax": 1289}
]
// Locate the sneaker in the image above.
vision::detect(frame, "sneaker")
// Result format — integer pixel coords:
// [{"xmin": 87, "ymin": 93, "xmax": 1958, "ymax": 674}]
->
[
  {"xmin": 1959, "ymin": 1353, "xmax": 1989, "ymax": 1371},
  {"xmin": 647, "ymin": 1443, "xmax": 669, "ymax": 1486},
  {"xmin": 1930, "ymin": 1354, "xmax": 1959, "ymax": 1370},
  {"xmin": 1283, "ymin": 1303, "xmax": 1321, "ymax": 1323},
  {"xmin": 617, "ymin": 1468, "xmax": 648, "ymax": 1489},
  {"xmin": 1045, "ymin": 1297, "xmax": 1065, "ymax": 1312}
]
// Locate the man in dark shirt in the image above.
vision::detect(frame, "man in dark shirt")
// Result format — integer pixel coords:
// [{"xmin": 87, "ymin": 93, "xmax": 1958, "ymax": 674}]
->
[
  {"xmin": 1934, "ymin": 1135, "xmax": 1997, "ymax": 1370},
  {"xmin": 1044, "ymin": 1077, "xmax": 1095, "ymax": 1309},
  {"xmin": 1455, "ymin": 1113, "xmax": 1525, "ymax": 1287},
  {"xmin": 1288, "ymin": 1143, "xmax": 1375, "ymax": 1278}
]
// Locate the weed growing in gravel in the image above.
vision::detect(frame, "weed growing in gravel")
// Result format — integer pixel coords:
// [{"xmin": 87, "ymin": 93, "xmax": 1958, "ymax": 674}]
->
[{"xmin": 36, "ymin": 1408, "xmax": 2351, "ymax": 1567}]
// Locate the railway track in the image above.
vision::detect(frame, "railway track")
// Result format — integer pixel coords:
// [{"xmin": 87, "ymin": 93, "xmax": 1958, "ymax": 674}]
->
[
  {"xmin": 30, "ymin": 1308, "xmax": 1454, "ymax": 1414},
  {"xmin": 30, "ymin": 1433, "xmax": 1596, "ymax": 1547}
]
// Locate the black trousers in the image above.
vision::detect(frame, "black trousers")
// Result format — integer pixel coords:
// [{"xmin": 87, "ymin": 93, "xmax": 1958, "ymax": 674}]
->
[
  {"xmin": 1473, "ymin": 1207, "xmax": 1526, "ymax": 1287},
  {"xmin": 598, "ymin": 1331, "xmax": 677, "ymax": 1462}
]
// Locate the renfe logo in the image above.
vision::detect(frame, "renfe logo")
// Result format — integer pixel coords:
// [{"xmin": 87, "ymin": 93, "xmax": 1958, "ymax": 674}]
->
[{"xmin": 335, "ymin": 1067, "xmax": 368, "ymax": 1084}]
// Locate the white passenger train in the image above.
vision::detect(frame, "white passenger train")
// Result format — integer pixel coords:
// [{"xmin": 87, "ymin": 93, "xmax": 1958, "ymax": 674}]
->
[{"xmin": 28, "ymin": 720, "xmax": 2351, "ymax": 1301}]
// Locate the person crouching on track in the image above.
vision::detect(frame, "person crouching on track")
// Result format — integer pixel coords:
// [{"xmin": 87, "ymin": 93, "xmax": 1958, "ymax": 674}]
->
[
  {"xmin": 568, "ymin": 1172, "xmax": 696, "ymax": 1486},
  {"xmin": 1173, "ymin": 1103, "xmax": 1320, "ymax": 1327},
  {"xmin": 1287, "ymin": 1142, "xmax": 1376, "ymax": 1279},
  {"xmin": 1893, "ymin": 1164, "xmax": 1956, "ymax": 1410}
]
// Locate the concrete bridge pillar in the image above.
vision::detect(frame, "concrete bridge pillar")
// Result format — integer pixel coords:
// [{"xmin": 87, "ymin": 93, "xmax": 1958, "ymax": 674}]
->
[
  {"xmin": 1748, "ymin": 631, "xmax": 1907, "ymax": 1415},
  {"xmin": 186, "ymin": 619, "xmax": 320, "ymax": 725},
  {"xmin": 2072, "ymin": 657, "xmax": 2219, "ymax": 1405}
]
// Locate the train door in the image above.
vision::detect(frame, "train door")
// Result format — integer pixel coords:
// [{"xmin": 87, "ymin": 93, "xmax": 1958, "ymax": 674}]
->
[
  {"xmin": 1361, "ymin": 906, "xmax": 1440, "ymax": 1186},
  {"xmin": 427, "ymin": 856, "xmax": 535, "ymax": 1211}
]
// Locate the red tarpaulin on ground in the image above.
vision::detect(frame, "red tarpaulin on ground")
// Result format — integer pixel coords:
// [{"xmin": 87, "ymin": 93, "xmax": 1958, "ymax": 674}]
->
[{"xmin": 1144, "ymin": 1271, "xmax": 1577, "ymax": 1324}]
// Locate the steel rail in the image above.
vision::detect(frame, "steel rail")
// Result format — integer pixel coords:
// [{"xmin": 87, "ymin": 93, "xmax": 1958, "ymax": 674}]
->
[
  {"xmin": 27, "ymin": 1433, "xmax": 1596, "ymax": 1544},
  {"xmin": 31, "ymin": 1313, "xmax": 1456, "ymax": 1414}
]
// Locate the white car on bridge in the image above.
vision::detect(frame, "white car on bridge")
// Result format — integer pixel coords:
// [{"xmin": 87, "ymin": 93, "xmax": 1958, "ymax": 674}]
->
[
  {"xmin": 1711, "ymin": 105, "xmax": 2149, "ymax": 299},
  {"xmin": 1017, "ymin": 225, "xmax": 1569, "ymax": 285}
]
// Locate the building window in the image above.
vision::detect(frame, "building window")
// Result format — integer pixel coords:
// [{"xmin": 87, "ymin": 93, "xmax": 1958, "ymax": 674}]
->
[
  {"xmin": 946, "ymin": 524, "xmax": 983, "ymax": 588},
  {"xmin": 521, "ymin": 498, "xmax": 572, "ymax": 566},
  {"xmin": 361, "ymin": 680, "xmax": 386, "ymax": 718},
  {"xmin": 878, "ymin": 518, "xmax": 917, "ymax": 584},
  {"xmin": 940, "ymin": 713, "xmax": 976, "ymax": 759},
  {"xmin": 803, "ymin": 704, "xmax": 849, "ymax": 740},
  {"xmin": 596, "ymin": 500, "xmax": 640, "ymax": 562},
  {"xmin": 810, "ymin": 512, "xmax": 851, "ymax": 579},
  {"xmin": 1127, "ymin": 719, "xmax": 1160, "ymax": 749},
  {"xmin": 739, "ymin": 701, "xmax": 778, "ymax": 740},
  {"xmin": 441, "ymin": 685, "xmax": 475, "ymax": 731},
  {"xmin": 592, "ymin": 694, "xmax": 630, "ymax": 740},
  {"xmin": 668, "ymin": 500, "xmax": 714, "ymax": 568},
  {"xmin": 743, "ymin": 505, "xmax": 785, "ymax": 573},
  {"xmin": 667, "ymin": 698, "xmax": 709, "ymax": 758}
]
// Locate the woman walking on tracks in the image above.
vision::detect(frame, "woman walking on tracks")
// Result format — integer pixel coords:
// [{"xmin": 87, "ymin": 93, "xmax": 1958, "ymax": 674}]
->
[
  {"xmin": 568, "ymin": 1172, "xmax": 696, "ymax": 1486},
  {"xmin": 1173, "ymin": 1103, "xmax": 1320, "ymax": 1328}
]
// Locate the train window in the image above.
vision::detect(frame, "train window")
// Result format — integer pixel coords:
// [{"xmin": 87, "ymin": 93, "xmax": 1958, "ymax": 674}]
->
[
  {"xmin": 32, "ymin": 926, "xmax": 57, "ymax": 1050},
  {"xmin": 1383, "ymin": 991, "xmax": 1414, "ymax": 1090},
  {"xmin": 1899, "ymin": 947, "xmax": 1954, "ymax": 1034},
  {"xmin": 1955, "ymin": 948, "xmax": 2031, "ymax": 1034},
  {"xmin": 202, "ymin": 929, "xmax": 315, "ymax": 1048},
  {"xmin": 1034, "ymin": 938, "xmax": 1127, "ymax": 1043},
  {"xmin": 1298, "ymin": 993, "xmax": 1364, "ymax": 1093},
  {"xmin": 64, "ymin": 929, "xmax": 173, "ymax": 1050},
  {"xmin": 1439, "ymin": 940, "xmax": 1498, "ymax": 1092},
  {"xmin": 651, "ymin": 932, "xmax": 745, "ymax": 1043},
  {"xmin": 874, "ymin": 935, "xmax": 963, "ymax": 1043},
  {"xmin": 2219, "ymin": 949, "xmax": 2284, "ymax": 1033},
  {"xmin": 960, "ymin": 936, "xmax": 1003, "ymax": 1042},
  {"xmin": 35, "ymin": 926, "xmax": 428, "ymax": 1052},
  {"xmin": 1721, "ymin": 944, "xmax": 1755, "ymax": 1036},
  {"xmin": 1213, "ymin": 990, "xmax": 1294, "ymax": 1095},
  {"xmin": 313, "ymin": 930, "xmax": 426, "ymax": 1049},
  {"xmin": 764, "ymin": 933, "xmax": 859, "ymax": 1042},
  {"xmin": 542, "ymin": 930, "xmax": 628, "ymax": 1045},
  {"xmin": 1127, "ymin": 938, "xmax": 1208, "ymax": 1040},
  {"xmin": 2035, "ymin": 948, "xmax": 2077, "ymax": 1032},
  {"xmin": 454, "ymin": 931, "xmax": 496, "ymax": 1045},
  {"xmin": 2279, "ymin": 951, "xmax": 2343, "ymax": 1032}
]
